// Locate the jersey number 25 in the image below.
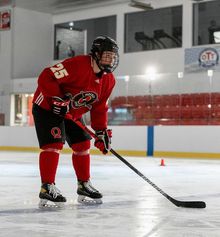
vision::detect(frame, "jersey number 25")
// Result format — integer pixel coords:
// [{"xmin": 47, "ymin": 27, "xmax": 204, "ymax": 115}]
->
[{"xmin": 50, "ymin": 63, "xmax": 69, "ymax": 79}]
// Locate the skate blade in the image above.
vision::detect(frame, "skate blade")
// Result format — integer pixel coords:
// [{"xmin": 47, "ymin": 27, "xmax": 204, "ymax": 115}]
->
[
  {"xmin": 38, "ymin": 199, "xmax": 65, "ymax": 209},
  {"xmin": 77, "ymin": 195, "xmax": 102, "ymax": 205}
]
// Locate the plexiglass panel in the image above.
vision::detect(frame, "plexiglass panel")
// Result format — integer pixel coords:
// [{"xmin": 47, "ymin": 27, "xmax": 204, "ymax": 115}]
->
[
  {"xmin": 108, "ymin": 71, "xmax": 219, "ymax": 126},
  {"xmin": 125, "ymin": 6, "xmax": 182, "ymax": 53},
  {"xmin": 193, "ymin": 0, "xmax": 220, "ymax": 46},
  {"xmin": 54, "ymin": 15, "xmax": 116, "ymax": 60}
]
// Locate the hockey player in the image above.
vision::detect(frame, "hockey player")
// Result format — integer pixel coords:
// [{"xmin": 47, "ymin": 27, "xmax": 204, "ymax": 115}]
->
[{"xmin": 32, "ymin": 36, "xmax": 119, "ymax": 207}]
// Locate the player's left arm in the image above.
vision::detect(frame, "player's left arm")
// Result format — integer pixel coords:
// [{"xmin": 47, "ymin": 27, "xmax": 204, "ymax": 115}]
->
[
  {"xmin": 90, "ymin": 77, "xmax": 115, "ymax": 131},
  {"xmin": 90, "ymin": 76, "xmax": 115, "ymax": 154}
]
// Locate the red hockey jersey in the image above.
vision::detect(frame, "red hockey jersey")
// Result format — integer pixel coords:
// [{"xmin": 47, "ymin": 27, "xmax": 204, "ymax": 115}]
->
[{"xmin": 33, "ymin": 55, "xmax": 116, "ymax": 131}]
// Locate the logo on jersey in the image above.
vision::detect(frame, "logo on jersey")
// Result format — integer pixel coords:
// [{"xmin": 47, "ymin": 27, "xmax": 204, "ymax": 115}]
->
[
  {"xmin": 51, "ymin": 127, "xmax": 62, "ymax": 139},
  {"xmin": 71, "ymin": 91, "xmax": 98, "ymax": 109}
]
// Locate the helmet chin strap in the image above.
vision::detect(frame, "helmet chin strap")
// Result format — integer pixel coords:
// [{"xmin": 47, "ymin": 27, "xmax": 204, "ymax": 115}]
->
[
  {"xmin": 91, "ymin": 56, "xmax": 100, "ymax": 72},
  {"xmin": 96, "ymin": 63, "xmax": 111, "ymax": 74},
  {"xmin": 92, "ymin": 52, "xmax": 114, "ymax": 73},
  {"xmin": 100, "ymin": 65, "xmax": 112, "ymax": 73},
  {"xmin": 96, "ymin": 58, "xmax": 113, "ymax": 73},
  {"xmin": 94, "ymin": 57, "xmax": 110, "ymax": 73},
  {"xmin": 91, "ymin": 58, "xmax": 105, "ymax": 78}
]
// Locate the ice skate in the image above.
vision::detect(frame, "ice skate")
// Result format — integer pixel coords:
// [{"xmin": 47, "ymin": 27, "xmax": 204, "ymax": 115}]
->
[
  {"xmin": 38, "ymin": 183, "xmax": 67, "ymax": 208},
  {"xmin": 77, "ymin": 180, "xmax": 103, "ymax": 205}
]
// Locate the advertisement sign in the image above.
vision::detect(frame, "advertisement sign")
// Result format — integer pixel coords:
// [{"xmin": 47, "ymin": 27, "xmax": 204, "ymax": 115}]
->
[
  {"xmin": 0, "ymin": 10, "xmax": 10, "ymax": 30},
  {"xmin": 185, "ymin": 46, "xmax": 220, "ymax": 73}
]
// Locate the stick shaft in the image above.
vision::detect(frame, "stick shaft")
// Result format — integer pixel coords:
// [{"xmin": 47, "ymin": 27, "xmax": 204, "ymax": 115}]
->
[{"xmin": 74, "ymin": 120, "xmax": 206, "ymax": 208}]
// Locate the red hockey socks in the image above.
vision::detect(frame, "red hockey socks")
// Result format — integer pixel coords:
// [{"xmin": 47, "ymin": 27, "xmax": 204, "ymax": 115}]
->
[
  {"xmin": 72, "ymin": 154, "xmax": 90, "ymax": 181},
  {"xmin": 39, "ymin": 150, "xmax": 59, "ymax": 184}
]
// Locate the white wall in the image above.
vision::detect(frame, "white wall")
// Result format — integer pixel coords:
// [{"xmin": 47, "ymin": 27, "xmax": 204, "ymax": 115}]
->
[
  {"xmin": 12, "ymin": 7, "xmax": 53, "ymax": 78},
  {"xmin": 11, "ymin": 77, "xmax": 37, "ymax": 94},
  {"xmin": 1, "ymin": 125, "xmax": 220, "ymax": 158},
  {"xmin": 0, "ymin": 7, "xmax": 53, "ymax": 124},
  {"xmin": 154, "ymin": 126, "xmax": 220, "ymax": 153},
  {"xmin": 0, "ymin": 126, "xmax": 38, "ymax": 147},
  {"xmin": 0, "ymin": 10, "xmax": 11, "ymax": 84},
  {"xmin": 0, "ymin": 7, "xmax": 13, "ymax": 125},
  {"xmin": 0, "ymin": 126, "xmax": 147, "ymax": 151}
]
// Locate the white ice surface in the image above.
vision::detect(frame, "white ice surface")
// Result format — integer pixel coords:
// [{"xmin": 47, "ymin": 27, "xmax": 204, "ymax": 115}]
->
[{"xmin": 0, "ymin": 151, "xmax": 219, "ymax": 237}]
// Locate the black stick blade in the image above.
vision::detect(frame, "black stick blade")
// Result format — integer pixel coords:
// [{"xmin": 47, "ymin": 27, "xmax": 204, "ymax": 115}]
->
[{"xmin": 172, "ymin": 199, "xmax": 206, "ymax": 208}]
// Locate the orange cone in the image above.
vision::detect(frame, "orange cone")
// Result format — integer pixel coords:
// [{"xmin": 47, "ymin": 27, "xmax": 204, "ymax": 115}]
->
[{"xmin": 160, "ymin": 158, "xmax": 165, "ymax": 166}]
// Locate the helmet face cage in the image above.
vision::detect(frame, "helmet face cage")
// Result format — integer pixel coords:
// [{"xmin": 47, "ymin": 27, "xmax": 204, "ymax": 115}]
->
[{"xmin": 90, "ymin": 36, "xmax": 119, "ymax": 73}]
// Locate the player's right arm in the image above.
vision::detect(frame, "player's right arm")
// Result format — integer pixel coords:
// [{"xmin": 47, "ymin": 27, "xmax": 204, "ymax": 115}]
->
[
  {"xmin": 36, "ymin": 62, "xmax": 71, "ymax": 116},
  {"xmin": 38, "ymin": 62, "xmax": 69, "ymax": 98}
]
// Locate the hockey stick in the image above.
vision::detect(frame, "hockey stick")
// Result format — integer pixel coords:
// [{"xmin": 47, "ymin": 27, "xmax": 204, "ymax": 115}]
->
[{"xmin": 75, "ymin": 120, "xmax": 206, "ymax": 209}]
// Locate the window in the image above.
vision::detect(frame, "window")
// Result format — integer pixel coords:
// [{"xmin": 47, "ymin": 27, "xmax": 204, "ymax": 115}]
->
[
  {"xmin": 193, "ymin": 0, "xmax": 220, "ymax": 46},
  {"xmin": 54, "ymin": 15, "xmax": 116, "ymax": 60},
  {"xmin": 125, "ymin": 6, "xmax": 182, "ymax": 53},
  {"xmin": 11, "ymin": 94, "xmax": 34, "ymax": 126}
]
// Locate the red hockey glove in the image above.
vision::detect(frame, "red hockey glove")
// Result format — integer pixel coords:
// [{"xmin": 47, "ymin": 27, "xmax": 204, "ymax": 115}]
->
[
  {"xmin": 52, "ymin": 95, "xmax": 71, "ymax": 116},
  {"xmin": 94, "ymin": 129, "xmax": 112, "ymax": 154}
]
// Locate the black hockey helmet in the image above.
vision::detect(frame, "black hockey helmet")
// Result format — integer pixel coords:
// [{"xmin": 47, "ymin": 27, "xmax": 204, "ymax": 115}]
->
[{"xmin": 90, "ymin": 36, "xmax": 119, "ymax": 73}]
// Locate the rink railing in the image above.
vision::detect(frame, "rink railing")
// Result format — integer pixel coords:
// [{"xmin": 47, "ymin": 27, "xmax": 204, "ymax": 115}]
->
[{"xmin": 1, "ymin": 126, "xmax": 220, "ymax": 159}]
